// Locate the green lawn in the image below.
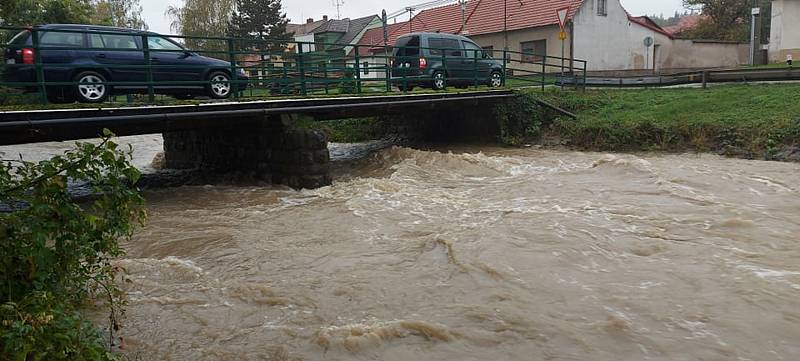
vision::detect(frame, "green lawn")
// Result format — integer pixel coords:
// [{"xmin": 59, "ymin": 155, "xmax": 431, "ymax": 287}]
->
[{"xmin": 540, "ymin": 84, "xmax": 800, "ymax": 156}]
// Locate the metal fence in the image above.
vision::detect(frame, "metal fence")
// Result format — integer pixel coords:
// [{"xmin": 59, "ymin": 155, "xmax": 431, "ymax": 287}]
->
[
  {"xmin": 0, "ymin": 26, "xmax": 587, "ymax": 105},
  {"xmin": 569, "ymin": 67, "xmax": 800, "ymax": 87}
]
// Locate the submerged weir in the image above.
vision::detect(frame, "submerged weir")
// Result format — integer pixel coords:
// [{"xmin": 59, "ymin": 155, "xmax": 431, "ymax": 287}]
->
[{"xmin": 3, "ymin": 136, "xmax": 800, "ymax": 360}]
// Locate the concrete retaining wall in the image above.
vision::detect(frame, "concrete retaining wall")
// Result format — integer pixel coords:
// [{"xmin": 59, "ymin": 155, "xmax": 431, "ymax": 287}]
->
[{"xmin": 660, "ymin": 40, "xmax": 749, "ymax": 69}]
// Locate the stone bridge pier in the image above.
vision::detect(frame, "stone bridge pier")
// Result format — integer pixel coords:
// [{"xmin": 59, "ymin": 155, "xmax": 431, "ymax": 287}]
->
[{"xmin": 162, "ymin": 114, "xmax": 331, "ymax": 189}]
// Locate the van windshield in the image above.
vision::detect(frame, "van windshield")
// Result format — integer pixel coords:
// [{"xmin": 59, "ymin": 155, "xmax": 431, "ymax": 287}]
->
[{"xmin": 394, "ymin": 36, "xmax": 419, "ymax": 57}]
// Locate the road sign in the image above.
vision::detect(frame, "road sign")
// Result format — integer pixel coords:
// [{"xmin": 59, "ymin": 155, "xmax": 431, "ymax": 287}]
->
[
  {"xmin": 556, "ymin": 6, "xmax": 570, "ymax": 31},
  {"xmin": 559, "ymin": 31, "xmax": 567, "ymax": 40}
]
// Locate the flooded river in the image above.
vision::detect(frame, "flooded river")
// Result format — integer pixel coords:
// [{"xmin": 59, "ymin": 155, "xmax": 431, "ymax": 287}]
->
[{"xmin": 3, "ymin": 136, "xmax": 800, "ymax": 360}]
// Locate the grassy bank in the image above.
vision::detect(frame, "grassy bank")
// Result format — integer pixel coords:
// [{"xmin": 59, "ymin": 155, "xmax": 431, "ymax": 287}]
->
[{"xmin": 531, "ymin": 84, "xmax": 800, "ymax": 159}]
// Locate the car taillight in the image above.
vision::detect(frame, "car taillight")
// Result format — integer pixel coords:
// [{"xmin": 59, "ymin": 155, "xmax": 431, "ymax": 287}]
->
[
  {"xmin": 22, "ymin": 48, "xmax": 34, "ymax": 64},
  {"xmin": 419, "ymin": 57, "xmax": 427, "ymax": 70}
]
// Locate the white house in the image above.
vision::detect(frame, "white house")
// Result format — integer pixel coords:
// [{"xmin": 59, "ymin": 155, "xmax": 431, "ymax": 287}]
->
[
  {"xmin": 769, "ymin": 0, "xmax": 800, "ymax": 62},
  {"xmin": 573, "ymin": 2, "xmax": 673, "ymax": 71}
]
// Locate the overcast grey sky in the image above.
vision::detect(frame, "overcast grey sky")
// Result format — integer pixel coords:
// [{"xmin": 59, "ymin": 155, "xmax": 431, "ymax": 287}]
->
[{"xmin": 141, "ymin": 0, "xmax": 687, "ymax": 35}]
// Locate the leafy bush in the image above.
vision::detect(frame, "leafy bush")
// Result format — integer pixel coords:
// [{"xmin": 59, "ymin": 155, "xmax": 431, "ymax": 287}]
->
[
  {"xmin": 494, "ymin": 91, "xmax": 553, "ymax": 145},
  {"xmin": 289, "ymin": 115, "xmax": 386, "ymax": 143},
  {"xmin": 0, "ymin": 133, "xmax": 145, "ymax": 360},
  {"xmin": 323, "ymin": 118, "xmax": 386, "ymax": 143},
  {"xmin": 1, "ymin": 295, "xmax": 117, "ymax": 360},
  {"xmin": 0, "ymin": 87, "xmax": 42, "ymax": 107}
]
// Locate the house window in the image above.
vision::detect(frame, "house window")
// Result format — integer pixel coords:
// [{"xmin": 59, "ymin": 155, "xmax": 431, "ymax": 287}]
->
[
  {"xmin": 597, "ymin": 0, "xmax": 607, "ymax": 16},
  {"xmin": 363, "ymin": 61, "xmax": 369, "ymax": 75},
  {"xmin": 482, "ymin": 45, "xmax": 494, "ymax": 58},
  {"xmin": 520, "ymin": 40, "xmax": 546, "ymax": 62}
]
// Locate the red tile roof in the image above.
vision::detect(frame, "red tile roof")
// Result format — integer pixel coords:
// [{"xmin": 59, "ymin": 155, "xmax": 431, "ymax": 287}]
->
[
  {"xmin": 354, "ymin": 22, "xmax": 410, "ymax": 56},
  {"xmin": 662, "ymin": 15, "xmax": 705, "ymax": 36},
  {"xmin": 628, "ymin": 16, "xmax": 674, "ymax": 39},
  {"xmin": 355, "ymin": 0, "xmax": 583, "ymax": 55},
  {"xmin": 411, "ymin": 0, "xmax": 583, "ymax": 36}
]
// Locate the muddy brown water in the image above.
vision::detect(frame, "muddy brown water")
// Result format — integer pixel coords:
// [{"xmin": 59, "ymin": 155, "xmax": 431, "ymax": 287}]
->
[{"xmin": 3, "ymin": 136, "xmax": 800, "ymax": 360}]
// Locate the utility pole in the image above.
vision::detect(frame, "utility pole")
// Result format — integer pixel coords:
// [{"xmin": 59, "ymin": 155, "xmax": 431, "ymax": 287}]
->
[
  {"xmin": 407, "ymin": 7, "xmax": 415, "ymax": 32},
  {"xmin": 459, "ymin": 0, "xmax": 468, "ymax": 34},
  {"xmin": 750, "ymin": 0, "xmax": 760, "ymax": 65},
  {"xmin": 503, "ymin": 0, "xmax": 508, "ymax": 52}
]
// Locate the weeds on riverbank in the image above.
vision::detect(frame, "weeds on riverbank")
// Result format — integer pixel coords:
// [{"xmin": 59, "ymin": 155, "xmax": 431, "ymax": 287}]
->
[
  {"xmin": 290, "ymin": 116, "xmax": 387, "ymax": 143},
  {"xmin": 0, "ymin": 133, "xmax": 145, "ymax": 360},
  {"xmin": 513, "ymin": 84, "xmax": 800, "ymax": 160}
]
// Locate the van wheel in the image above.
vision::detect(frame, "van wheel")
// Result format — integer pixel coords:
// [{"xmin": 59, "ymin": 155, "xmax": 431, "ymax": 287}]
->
[
  {"xmin": 490, "ymin": 71, "xmax": 503, "ymax": 88},
  {"xmin": 432, "ymin": 71, "xmax": 446, "ymax": 90},
  {"xmin": 207, "ymin": 71, "xmax": 232, "ymax": 99},
  {"xmin": 74, "ymin": 71, "xmax": 109, "ymax": 103}
]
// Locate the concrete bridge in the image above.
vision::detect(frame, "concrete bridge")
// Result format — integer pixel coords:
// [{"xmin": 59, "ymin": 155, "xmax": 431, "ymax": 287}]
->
[{"xmin": 0, "ymin": 90, "xmax": 515, "ymax": 188}]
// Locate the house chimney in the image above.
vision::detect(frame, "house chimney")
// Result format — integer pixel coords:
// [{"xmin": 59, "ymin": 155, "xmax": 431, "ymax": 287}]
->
[
  {"xmin": 323, "ymin": 15, "xmax": 328, "ymax": 21},
  {"xmin": 307, "ymin": 18, "xmax": 314, "ymax": 24}
]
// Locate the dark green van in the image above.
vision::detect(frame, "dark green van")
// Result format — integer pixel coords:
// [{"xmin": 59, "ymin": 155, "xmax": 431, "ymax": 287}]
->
[{"xmin": 391, "ymin": 32, "xmax": 504, "ymax": 91}]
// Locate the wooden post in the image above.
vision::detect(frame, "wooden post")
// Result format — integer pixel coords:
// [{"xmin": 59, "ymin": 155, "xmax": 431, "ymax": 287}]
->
[{"xmin": 702, "ymin": 70, "xmax": 708, "ymax": 89}]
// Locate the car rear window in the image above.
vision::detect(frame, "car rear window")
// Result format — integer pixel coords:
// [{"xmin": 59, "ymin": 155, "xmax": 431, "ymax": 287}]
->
[
  {"xmin": 39, "ymin": 31, "xmax": 84, "ymax": 48},
  {"xmin": 394, "ymin": 36, "xmax": 419, "ymax": 57},
  {"xmin": 8, "ymin": 30, "xmax": 31, "ymax": 45}
]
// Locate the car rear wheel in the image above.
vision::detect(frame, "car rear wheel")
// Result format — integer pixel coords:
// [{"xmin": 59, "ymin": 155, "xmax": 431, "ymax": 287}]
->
[
  {"xmin": 490, "ymin": 71, "xmax": 503, "ymax": 88},
  {"xmin": 432, "ymin": 71, "xmax": 446, "ymax": 90},
  {"xmin": 74, "ymin": 71, "xmax": 109, "ymax": 103},
  {"xmin": 207, "ymin": 71, "xmax": 231, "ymax": 99}
]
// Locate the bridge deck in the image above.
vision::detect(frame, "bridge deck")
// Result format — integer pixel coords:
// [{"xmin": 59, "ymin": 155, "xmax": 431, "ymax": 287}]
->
[{"xmin": 0, "ymin": 90, "xmax": 514, "ymax": 145}]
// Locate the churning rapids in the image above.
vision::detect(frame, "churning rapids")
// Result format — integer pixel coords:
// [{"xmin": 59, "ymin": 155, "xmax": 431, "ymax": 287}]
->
[{"xmin": 3, "ymin": 135, "xmax": 800, "ymax": 360}]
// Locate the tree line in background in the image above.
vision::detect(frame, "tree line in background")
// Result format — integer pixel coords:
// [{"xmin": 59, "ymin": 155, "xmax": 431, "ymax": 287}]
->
[
  {"xmin": 167, "ymin": 0, "xmax": 289, "ymax": 52},
  {"xmin": 649, "ymin": 1, "xmax": 773, "ymax": 43},
  {"xmin": 680, "ymin": 0, "xmax": 772, "ymax": 42},
  {"xmin": 649, "ymin": 11, "xmax": 694, "ymax": 27},
  {"xmin": 0, "ymin": 0, "xmax": 147, "ymax": 30}
]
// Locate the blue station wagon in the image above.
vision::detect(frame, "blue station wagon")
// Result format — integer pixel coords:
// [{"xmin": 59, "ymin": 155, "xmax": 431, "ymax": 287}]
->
[{"xmin": 2, "ymin": 24, "xmax": 248, "ymax": 103}]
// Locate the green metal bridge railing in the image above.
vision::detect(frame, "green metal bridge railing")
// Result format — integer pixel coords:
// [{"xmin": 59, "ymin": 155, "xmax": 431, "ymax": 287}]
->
[{"xmin": 0, "ymin": 26, "xmax": 588, "ymax": 106}]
